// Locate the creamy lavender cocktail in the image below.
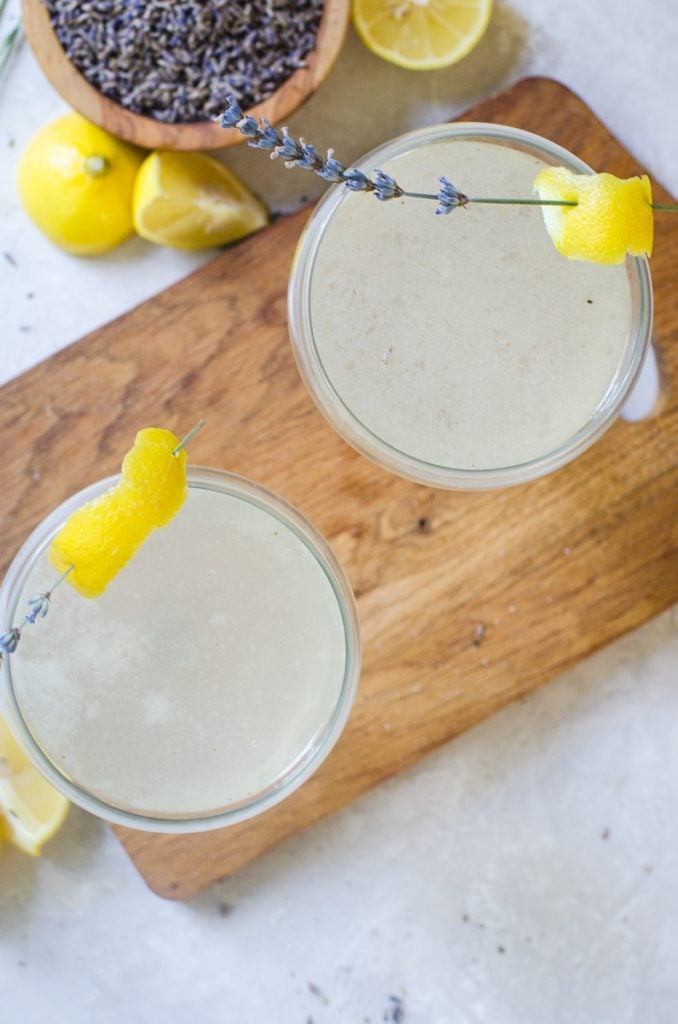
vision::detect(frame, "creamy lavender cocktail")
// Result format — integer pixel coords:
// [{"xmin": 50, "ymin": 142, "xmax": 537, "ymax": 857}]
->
[
  {"xmin": 288, "ymin": 124, "xmax": 652, "ymax": 488},
  {"xmin": 0, "ymin": 468, "xmax": 360, "ymax": 831}
]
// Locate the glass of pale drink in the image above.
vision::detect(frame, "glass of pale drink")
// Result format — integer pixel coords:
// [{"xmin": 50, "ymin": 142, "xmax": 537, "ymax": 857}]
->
[
  {"xmin": 288, "ymin": 123, "xmax": 653, "ymax": 489},
  {"xmin": 0, "ymin": 467, "xmax": 360, "ymax": 832}
]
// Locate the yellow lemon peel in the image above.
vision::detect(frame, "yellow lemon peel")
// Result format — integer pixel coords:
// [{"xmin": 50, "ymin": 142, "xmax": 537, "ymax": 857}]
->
[
  {"xmin": 49, "ymin": 428, "xmax": 188, "ymax": 598},
  {"xmin": 533, "ymin": 167, "xmax": 653, "ymax": 265}
]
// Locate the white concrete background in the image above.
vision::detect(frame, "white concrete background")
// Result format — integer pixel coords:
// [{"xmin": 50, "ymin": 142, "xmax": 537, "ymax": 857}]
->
[{"xmin": 0, "ymin": 0, "xmax": 677, "ymax": 1021}]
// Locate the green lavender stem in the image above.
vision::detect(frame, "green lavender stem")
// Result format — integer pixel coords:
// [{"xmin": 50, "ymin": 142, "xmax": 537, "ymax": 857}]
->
[
  {"xmin": 402, "ymin": 191, "xmax": 578, "ymax": 206},
  {"xmin": 49, "ymin": 565, "xmax": 75, "ymax": 595},
  {"xmin": 467, "ymin": 197, "xmax": 578, "ymax": 206},
  {"xmin": 0, "ymin": 22, "xmax": 22, "ymax": 84},
  {"xmin": 403, "ymin": 191, "xmax": 677, "ymax": 211}
]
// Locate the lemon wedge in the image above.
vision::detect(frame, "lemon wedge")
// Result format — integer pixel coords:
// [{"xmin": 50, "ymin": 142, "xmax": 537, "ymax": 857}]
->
[
  {"xmin": 133, "ymin": 151, "xmax": 269, "ymax": 250},
  {"xmin": 0, "ymin": 715, "xmax": 69, "ymax": 856},
  {"xmin": 352, "ymin": 0, "xmax": 492, "ymax": 70},
  {"xmin": 17, "ymin": 113, "xmax": 144, "ymax": 255},
  {"xmin": 49, "ymin": 428, "xmax": 188, "ymax": 598},
  {"xmin": 533, "ymin": 167, "xmax": 653, "ymax": 265}
]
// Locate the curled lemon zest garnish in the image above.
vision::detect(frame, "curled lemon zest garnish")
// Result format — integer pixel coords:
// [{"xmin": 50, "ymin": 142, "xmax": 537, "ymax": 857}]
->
[
  {"xmin": 49, "ymin": 428, "xmax": 188, "ymax": 598},
  {"xmin": 533, "ymin": 167, "xmax": 653, "ymax": 265}
]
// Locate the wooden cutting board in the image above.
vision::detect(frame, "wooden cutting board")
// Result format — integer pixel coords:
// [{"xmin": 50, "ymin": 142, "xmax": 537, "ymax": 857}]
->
[{"xmin": 1, "ymin": 79, "xmax": 676, "ymax": 899}]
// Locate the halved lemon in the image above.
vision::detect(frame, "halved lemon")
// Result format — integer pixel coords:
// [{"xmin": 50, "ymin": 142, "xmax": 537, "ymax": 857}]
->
[
  {"xmin": 353, "ymin": 0, "xmax": 493, "ymax": 70},
  {"xmin": 0, "ymin": 715, "xmax": 69, "ymax": 856},
  {"xmin": 133, "ymin": 151, "xmax": 269, "ymax": 250}
]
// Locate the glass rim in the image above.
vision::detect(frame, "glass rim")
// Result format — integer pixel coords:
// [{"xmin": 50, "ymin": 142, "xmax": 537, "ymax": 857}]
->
[
  {"xmin": 0, "ymin": 466, "xmax": 361, "ymax": 833},
  {"xmin": 288, "ymin": 121, "xmax": 654, "ymax": 490}
]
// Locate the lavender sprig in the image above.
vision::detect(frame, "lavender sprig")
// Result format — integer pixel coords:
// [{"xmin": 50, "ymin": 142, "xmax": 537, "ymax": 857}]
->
[
  {"xmin": 0, "ymin": 566, "xmax": 74, "ymax": 665},
  {"xmin": 217, "ymin": 96, "xmax": 678, "ymax": 215},
  {"xmin": 0, "ymin": 3, "xmax": 23, "ymax": 90},
  {"xmin": 216, "ymin": 96, "xmax": 410, "ymax": 203},
  {"xmin": 217, "ymin": 96, "xmax": 532, "ymax": 212}
]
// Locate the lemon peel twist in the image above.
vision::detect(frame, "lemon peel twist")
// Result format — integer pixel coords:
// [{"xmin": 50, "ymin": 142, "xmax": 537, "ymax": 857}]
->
[
  {"xmin": 533, "ymin": 168, "xmax": 654, "ymax": 265},
  {"xmin": 49, "ymin": 427, "xmax": 191, "ymax": 598}
]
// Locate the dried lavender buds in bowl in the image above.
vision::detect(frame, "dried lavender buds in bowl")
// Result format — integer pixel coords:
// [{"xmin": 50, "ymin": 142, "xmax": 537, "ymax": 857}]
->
[
  {"xmin": 43, "ymin": 0, "xmax": 324, "ymax": 124},
  {"xmin": 22, "ymin": 0, "xmax": 350, "ymax": 149}
]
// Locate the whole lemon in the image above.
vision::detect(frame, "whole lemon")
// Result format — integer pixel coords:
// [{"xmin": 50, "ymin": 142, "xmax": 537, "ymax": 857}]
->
[{"xmin": 17, "ymin": 113, "xmax": 144, "ymax": 255}]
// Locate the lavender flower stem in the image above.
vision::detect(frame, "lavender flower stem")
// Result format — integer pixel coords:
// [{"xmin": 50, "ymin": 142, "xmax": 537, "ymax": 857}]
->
[
  {"xmin": 0, "ymin": 22, "xmax": 22, "ymax": 85},
  {"xmin": 467, "ymin": 197, "xmax": 578, "ymax": 206},
  {"xmin": 368, "ymin": 192, "xmax": 676, "ymax": 211},
  {"xmin": 382, "ymin": 187, "xmax": 581, "ymax": 207},
  {"xmin": 405, "ymin": 190, "xmax": 578, "ymax": 207},
  {"xmin": 49, "ymin": 565, "xmax": 75, "ymax": 595}
]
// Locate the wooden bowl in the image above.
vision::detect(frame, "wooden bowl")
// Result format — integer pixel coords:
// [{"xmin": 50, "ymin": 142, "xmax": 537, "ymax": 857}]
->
[{"xmin": 21, "ymin": 0, "xmax": 350, "ymax": 151}]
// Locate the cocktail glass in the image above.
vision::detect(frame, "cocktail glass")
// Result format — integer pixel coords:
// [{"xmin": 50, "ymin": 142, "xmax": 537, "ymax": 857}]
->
[
  {"xmin": 288, "ymin": 123, "xmax": 653, "ymax": 489},
  {"xmin": 0, "ymin": 467, "xmax": 360, "ymax": 832}
]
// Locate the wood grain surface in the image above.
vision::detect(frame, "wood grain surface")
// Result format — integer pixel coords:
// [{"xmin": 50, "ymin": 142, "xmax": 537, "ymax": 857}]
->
[
  {"xmin": 21, "ymin": 0, "xmax": 350, "ymax": 150},
  {"xmin": 1, "ymin": 79, "xmax": 676, "ymax": 898}
]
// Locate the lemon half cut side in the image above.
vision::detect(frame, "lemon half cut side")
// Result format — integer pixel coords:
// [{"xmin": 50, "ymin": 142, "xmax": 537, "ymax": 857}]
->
[
  {"xmin": 353, "ymin": 0, "xmax": 493, "ymax": 71},
  {"xmin": 0, "ymin": 715, "xmax": 69, "ymax": 856},
  {"xmin": 133, "ymin": 151, "xmax": 269, "ymax": 250}
]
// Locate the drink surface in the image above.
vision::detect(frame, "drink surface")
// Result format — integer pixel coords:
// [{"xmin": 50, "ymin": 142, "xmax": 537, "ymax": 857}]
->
[
  {"xmin": 309, "ymin": 137, "xmax": 633, "ymax": 469},
  {"xmin": 9, "ymin": 484, "xmax": 348, "ymax": 818}
]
